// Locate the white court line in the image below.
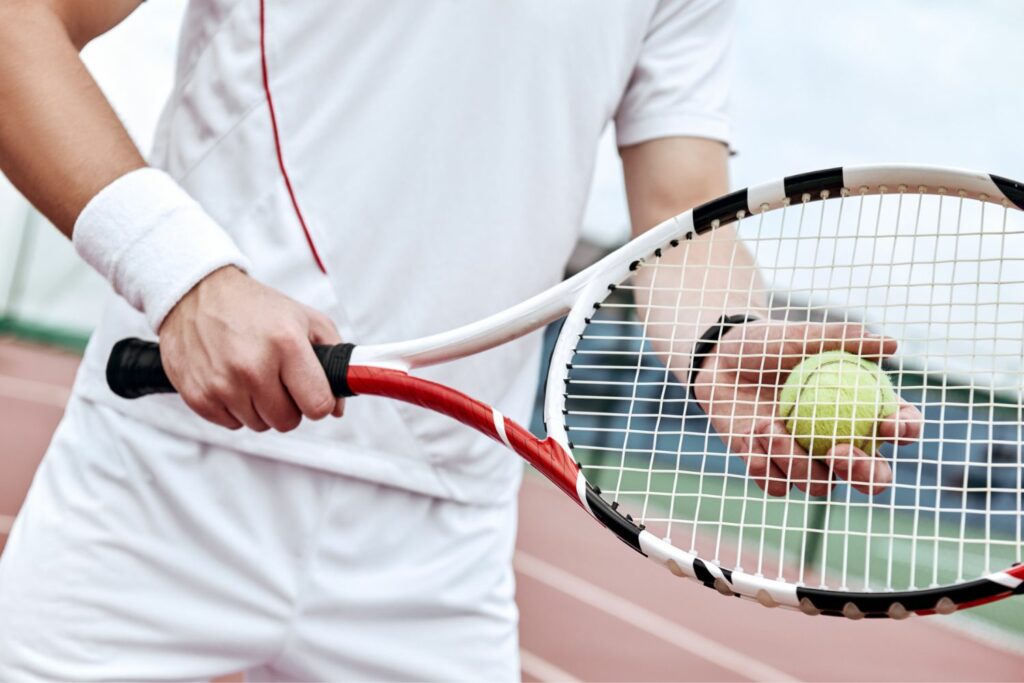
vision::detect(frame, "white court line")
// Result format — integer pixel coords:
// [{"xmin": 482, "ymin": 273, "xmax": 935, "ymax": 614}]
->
[
  {"xmin": 0, "ymin": 374, "xmax": 70, "ymax": 408},
  {"xmin": 515, "ymin": 551, "xmax": 799, "ymax": 683},
  {"xmin": 0, "ymin": 514, "xmax": 15, "ymax": 535},
  {"xmin": 520, "ymin": 649, "xmax": 581, "ymax": 682}
]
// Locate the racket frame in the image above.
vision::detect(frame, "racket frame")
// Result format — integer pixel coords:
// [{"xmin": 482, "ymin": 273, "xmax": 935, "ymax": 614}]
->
[
  {"xmin": 347, "ymin": 164, "xmax": 1024, "ymax": 618},
  {"xmin": 107, "ymin": 164, "xmax": 1024, "ymax": 618}
]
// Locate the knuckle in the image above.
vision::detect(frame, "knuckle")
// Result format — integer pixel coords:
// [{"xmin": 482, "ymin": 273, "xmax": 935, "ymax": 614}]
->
[
  {"xmin": 309, "ymin": 310, "xmax": 333, "ymax": 330},
  {"xmin": 209, "ymin": 376, "xmax": 237, "ymax": 400},
  {"xmin": 746, "ymin": 457, "xmax": 768, "ymax": 478},
  {"xmin": 230, "ymin": 359, "xmax": 263, "ymax": 387},
  {"xmin": 183, "ymin": 396, "xmax": 233, "ymax": 429},
  {"xmin": 188, "ymin": 400, "xmax": 216, "ymax": 421},
  {"xmin": 270, "ymin": 329, "xmax": 304, "ymax": 352},
  {"xmin": 181, "ymin": 386, "xmax": 212, "ymax": 412}
]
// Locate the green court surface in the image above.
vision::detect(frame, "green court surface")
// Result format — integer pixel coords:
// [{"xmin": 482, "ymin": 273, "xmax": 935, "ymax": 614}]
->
[{"xmin": 581, "ymin": 454, "xmax": 1023, "ymax": 639}]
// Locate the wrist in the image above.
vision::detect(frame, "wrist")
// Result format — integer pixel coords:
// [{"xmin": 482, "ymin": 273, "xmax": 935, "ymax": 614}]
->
[
  {"xmin": 688, "ymin": 314, "xmax": 761, "ymax": 401},
  {"xmin": 72, "ymin": 168, "xmax": 252, "ymax": 332},
  {"xmin": 160, "ymin": 264, "xmax": 245, "ymax": 330}
]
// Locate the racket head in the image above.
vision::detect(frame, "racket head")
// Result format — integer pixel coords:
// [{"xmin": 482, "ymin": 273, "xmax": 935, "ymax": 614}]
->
[{"xmin": 542, "ymin": 165, "xmax": 1024, "ymax": 618}]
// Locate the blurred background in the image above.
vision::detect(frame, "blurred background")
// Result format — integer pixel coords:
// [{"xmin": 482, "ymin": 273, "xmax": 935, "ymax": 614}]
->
[{"xmin": 2, "ymin": 2, "xmax": 1023, "ymax": 680}]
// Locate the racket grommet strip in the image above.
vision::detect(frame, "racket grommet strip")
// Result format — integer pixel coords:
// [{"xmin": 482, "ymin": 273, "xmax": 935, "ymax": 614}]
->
[
  {"xmin": 887, "ymin": 603, "xmax": 910, "ymax": 620},
  {"xmin": 842, "ymin": 603, "xmax": 865, "ymax": 620},
  {"xmin": 667, "ymin": 559, "xmax": 688, "ymax": 578},
  {"xmin": 798, "ymin": 598, "xmax": 822, "ymax": 616},
  {"xmin": 756, "ymin": 590, "xmax": 778, "ymax": 608}
]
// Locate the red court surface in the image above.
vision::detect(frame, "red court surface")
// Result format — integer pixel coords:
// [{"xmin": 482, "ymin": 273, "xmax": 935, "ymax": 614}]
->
[{"xmin": 2, "ymin": 337, "xmax": 1023, "ymax": 681}]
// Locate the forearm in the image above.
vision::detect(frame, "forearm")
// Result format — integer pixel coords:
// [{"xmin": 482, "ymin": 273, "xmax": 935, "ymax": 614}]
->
[
  {"xmin": 639, "ymin": 229, "xmax": 766, "ymax": 371},
  {"xmin": 0, "ymin": 0, "xmax": 145, "ymax": 236},
  {"xmin": 621, "ymin": 137, "xmax": 766, "ymax": 369}
]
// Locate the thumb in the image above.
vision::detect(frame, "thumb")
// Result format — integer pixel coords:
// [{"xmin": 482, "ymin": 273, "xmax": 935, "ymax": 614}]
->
[
  {"xmin": 305, "ymin": 306, "xmax": 343, "ymax": 345},
  {"xmin": 799, "ymin": 322, "xmax": 898, "ymax": 361}
]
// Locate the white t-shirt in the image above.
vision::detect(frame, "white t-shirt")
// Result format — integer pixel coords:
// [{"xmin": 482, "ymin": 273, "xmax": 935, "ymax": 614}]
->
[{"xmin": 74, "ymin": 0, "xmax": 735, "ymax": 504}]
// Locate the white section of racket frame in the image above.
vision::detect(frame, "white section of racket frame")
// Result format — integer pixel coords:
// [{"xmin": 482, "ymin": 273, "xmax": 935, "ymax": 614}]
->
[
  {"xmin": 348, "ymin": 163, "xmax": 1016, "ymax": 450},
  {"xmin": 350, "ymin": 164, "xmax": 1012, "ymax": 371}
]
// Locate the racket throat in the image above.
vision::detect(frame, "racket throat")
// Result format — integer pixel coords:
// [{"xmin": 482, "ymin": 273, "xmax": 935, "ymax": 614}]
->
[{"xmin": 343, "ymin": 365, "xmax": 582, "ymax": 499}]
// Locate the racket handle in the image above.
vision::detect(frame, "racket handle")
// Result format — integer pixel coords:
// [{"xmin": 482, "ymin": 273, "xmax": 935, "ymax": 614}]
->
[
  {"xmin": 106, "ymin": 338, "xmax": 173, "ymax": 398},
  {"xmin": 106, "ymin": 338, "xmax": 358, "ymax": 399}
]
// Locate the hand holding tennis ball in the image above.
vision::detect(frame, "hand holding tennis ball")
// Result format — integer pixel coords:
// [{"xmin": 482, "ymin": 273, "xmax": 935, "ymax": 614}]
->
[
  {"xmin": 777, "ymin": 351, "xmax": 898, "ymax": 457},
  {"xmin": 691, "ymin": 321, "xmax": 924, "ymax": 498}
]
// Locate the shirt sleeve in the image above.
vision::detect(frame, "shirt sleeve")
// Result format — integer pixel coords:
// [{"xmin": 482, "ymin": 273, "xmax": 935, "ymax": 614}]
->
[{"xmin": 614, "ymin": 0, "xmax": 735, "ymax": 149}]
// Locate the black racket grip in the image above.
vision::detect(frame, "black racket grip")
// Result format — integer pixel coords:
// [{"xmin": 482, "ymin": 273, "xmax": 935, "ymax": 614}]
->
[
  {"xmin": 106, "ymin": 338, "xmax": 174, "ymax": 398},
  {"xmin": 106, "ymin": 338, "xmax": 358, "ymax": 399}
]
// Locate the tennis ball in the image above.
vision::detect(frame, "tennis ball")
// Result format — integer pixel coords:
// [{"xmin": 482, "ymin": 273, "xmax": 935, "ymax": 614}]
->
[{"xmin": 777, "ymin": 351, "xmax": 898, "ymax": 456}]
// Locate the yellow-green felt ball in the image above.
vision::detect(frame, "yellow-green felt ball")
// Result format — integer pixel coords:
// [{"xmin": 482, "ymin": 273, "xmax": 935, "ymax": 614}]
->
[{"xmin": 777, "ymin": 351, "xmax": 898, "ymax": 456}]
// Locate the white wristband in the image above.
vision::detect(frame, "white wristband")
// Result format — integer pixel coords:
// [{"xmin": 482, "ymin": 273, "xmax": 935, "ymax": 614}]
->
[{"xmin": 73, "ymin": 168, "xmax": 251, "ymax": 332}]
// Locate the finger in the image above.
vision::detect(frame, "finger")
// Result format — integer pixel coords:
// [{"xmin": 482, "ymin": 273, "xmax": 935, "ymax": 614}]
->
[
  {"xmin": 176, "ymin": 379, "xmax": 243, "ymax": 430},
  {"xmin": 191, "ymin": 401, "xmax": 244, "ymax": 431},
  {"xmin": 744, "ymin": 453, "xmax": 791, "ymax": 497},
  {"xmin": 756, "ymin": 419, "xmax": 809, "ymax": 486},
  {"xmin": 751, "ymin": 322, "xmax": 898, "ymax": 375},
  {"xmin": 252, "ymin": 377, "xmax": 304, "ymax": 432},
  {"xmin": 743, "ymin": 451, "xmax": 772, "ymax": 492},
  {"xmin": 227, "ymin": 401, "xmax": 268, "ymax": 432},
  {"xmin": 304, "ymin": 309, "xmax": 346, "ymax": 419},
  {"xmin": 810, "ymin": 459, "xmax": 835, "ymax": 495},
  {"xmin": 764, "ymin": 461, "xmax": 791, "ymax": 497},
  {"xmin": 281, "ymin": 345, "xmax": 337, "ymax": 421},
  {"xmin": 220, "ymin": 389, "xmax": 270, "ymax": 432},
  {"xmin": 876, "ymin": 401, "xmax": 924, "ymax": 445},
  {"xmin": 827, "ymin": 443, "xmax": 893, "ymax": 495},
  {"xmin": 756, "ymin": 419, "xmax": 832, "ymax": 497},
  {"xmin": 815, "ymin": 322, "xmax": 897, "ymax": 360},
  {"xmin": 739, "ymin": 425, "xmax": 792, "ymax": 497},
  {"xmin": 305, "ymin": 307, "xmax": 343, "ymax": 344}
]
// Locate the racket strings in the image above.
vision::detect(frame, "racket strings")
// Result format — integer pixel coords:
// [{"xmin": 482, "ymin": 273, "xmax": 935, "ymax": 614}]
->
[{"xmin": 563, "ymin": 188, "xmax": 1024, "ymax": 591}]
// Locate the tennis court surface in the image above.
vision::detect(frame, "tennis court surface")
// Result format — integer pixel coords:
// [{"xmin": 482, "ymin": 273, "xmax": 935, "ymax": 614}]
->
[{"xmin": 2, "ymin": 336, "xmax": 1023, "ymax": 682}]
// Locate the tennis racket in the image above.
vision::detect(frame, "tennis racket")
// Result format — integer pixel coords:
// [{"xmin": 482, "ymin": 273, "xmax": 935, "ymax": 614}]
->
[{"xmin": 107, "ymin": 164, "xmax": 1024, "ymax": 619}]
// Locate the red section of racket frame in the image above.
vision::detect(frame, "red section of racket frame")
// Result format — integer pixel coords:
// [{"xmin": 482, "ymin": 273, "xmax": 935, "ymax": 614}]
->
[
  {"xmin": 912, "ymin": 564, "xmax": 1024, "ymax": 616},
  {"xmin": 345, "ymin": 366, "xmax": 582, "ymax": 501}
]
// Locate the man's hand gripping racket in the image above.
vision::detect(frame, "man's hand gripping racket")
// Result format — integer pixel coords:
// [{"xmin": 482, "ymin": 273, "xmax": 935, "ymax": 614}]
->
[{"xmin": 108, "ymin": 165, "xmax": 1024, "ymax": 619}]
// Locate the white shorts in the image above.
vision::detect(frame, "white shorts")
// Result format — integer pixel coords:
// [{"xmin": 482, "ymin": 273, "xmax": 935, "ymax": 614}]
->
[{"xmin": 0, "ymin": 397, "xmax": 520, "ymax": 681}]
